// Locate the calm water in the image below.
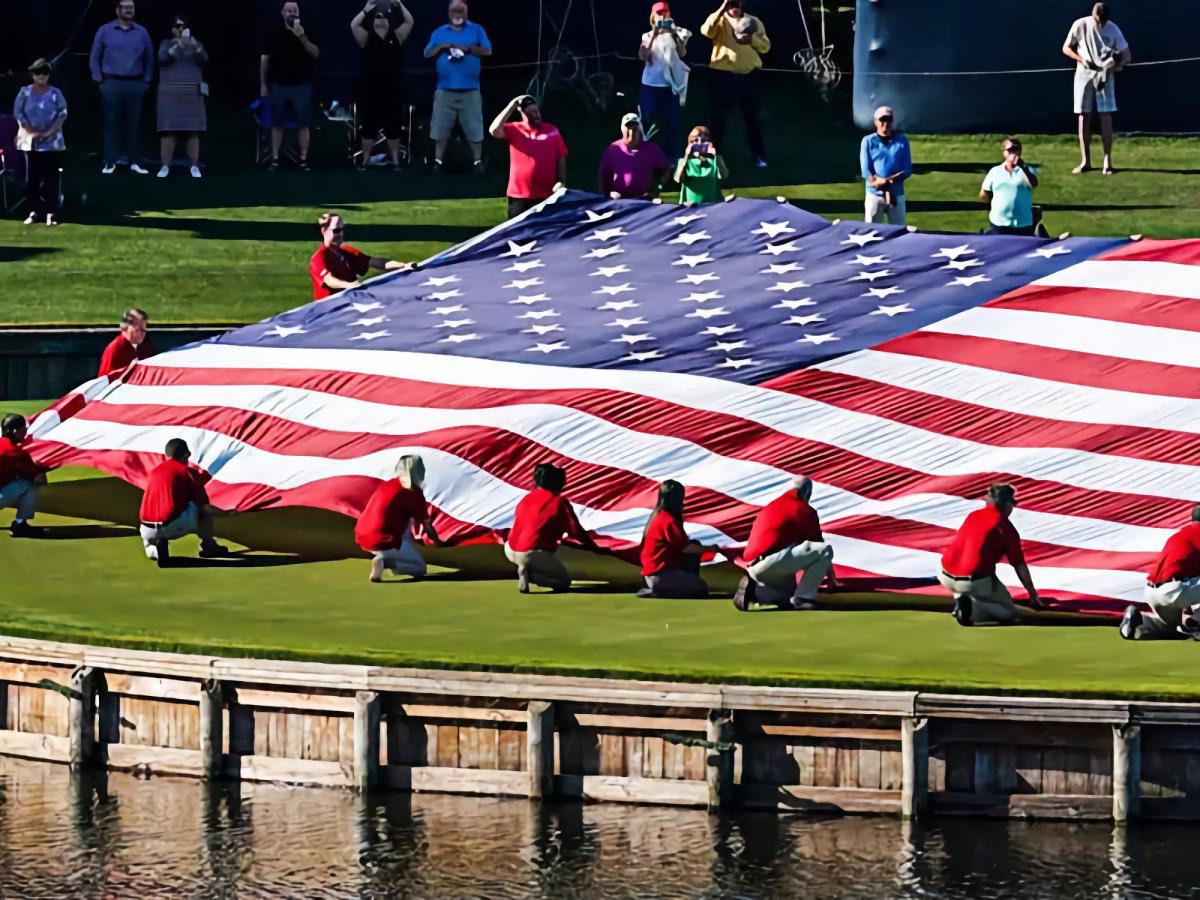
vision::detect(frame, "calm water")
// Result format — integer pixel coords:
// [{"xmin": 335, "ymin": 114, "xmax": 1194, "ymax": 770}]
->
[{"xmin": 0, "ymin": 758, "xmax": 1197, "ymax": 898}]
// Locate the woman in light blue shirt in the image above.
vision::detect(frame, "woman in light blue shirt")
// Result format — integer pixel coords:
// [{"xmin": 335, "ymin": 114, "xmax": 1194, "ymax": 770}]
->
[
  {"xmin": 13, "ymin": 58, "xmax": 68, "ymax": 226},
  {"xmin": 980, "ymin": 137, "xmax": 1039, "ymax": 236}
]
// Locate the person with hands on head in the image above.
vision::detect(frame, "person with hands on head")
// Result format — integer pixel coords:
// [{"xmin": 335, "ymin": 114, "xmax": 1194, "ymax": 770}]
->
[
  {"xmin": 598, "ymin": 112, "xmax": 671, "ymax": 199},
  {"xmin": 98, "ymin": 308, "xmax": 156, "ymax": 377},
  {"xmin": 356, "ymin": 454, "xmax": 445, "ymax": 583},
  {"xmin": 0, "ymin": 414, "xmax": 50, "ymax": 539},
  {"xmin": 261, "ymin": 0, "xmax": 320, "ymax": 171},
  {"xmin": 505, "ymin": 463, "xmax": 599, "ymax": 594},
  {"xmin": 424, "ymin": 0, "xmax": 492, "ymax": 173},
  {"xmin": 309, "ymin": 213, "xmax": 411, "ymax": 300},
  {"xmin": 939, "ymin": 483, "xmax": 1043, "ymax": 627},
  {"xmin": 638, "ymin": 1, "xmax": 690, "ymax": 153},
  {"xmin": 1062, "ymin": 2, "xmax": 1130, "ymax": 176},
  {"xmin": 138, "ymin": 437, "xmax": 234, "ymax": 567},
  {"xmin": 638, "ymin": 480, "xmax": 718, "ymax": 599},
  {"xmin": 674, "ymin": 125, "xmax": 728, "ymax": 205},
  {"xmin": 981, "ymin": 137, "xmax": 1039, "ymax": 236},
  {"xmin": 156, "ymin": 14, "xmax": 208, "ymax": 179},
  {"xmin": 351, "ymin": 0, "xmax": 414, "ymax": 171},
  {"xmin": 490, "ymin": 95, "xmax": 568, "ymax": 220},
  {"xmin": 701, "ymin": 0, "xmax": 770, "ymax": 168},
  {"xmin": 860, "ymin": 105, "xmax": 912, "ymax": 226}
]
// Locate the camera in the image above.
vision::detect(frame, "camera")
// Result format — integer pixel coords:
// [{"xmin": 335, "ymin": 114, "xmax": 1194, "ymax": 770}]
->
[
  {"xmin": 285, "ymin": 14, "xmax": 297, "ymax": 28},
  {"xmin": 181, "ymin": 27, "xmax": 191, "ymax": 39}
]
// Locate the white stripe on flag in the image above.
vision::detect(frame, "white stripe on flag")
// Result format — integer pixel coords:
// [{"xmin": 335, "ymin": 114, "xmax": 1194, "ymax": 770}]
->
[{"xmin": 1034, "ymin": 259, "xmax": 1200, "ymax": 300}]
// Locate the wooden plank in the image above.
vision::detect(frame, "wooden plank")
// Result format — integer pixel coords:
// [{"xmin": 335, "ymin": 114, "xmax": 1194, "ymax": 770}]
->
[
  {"xmin": 933, "ymin": 719, "xmax": 1109, "ymax": 750},
  {"xmin": 0, "ymin": 729, "xmax": 70, "ymax": 763},
  {"xmin": 424, "ymin": 723, "xmax": 439, "ymax": 768},
  {"xmin": 932, "ymin": 791, "xmax": 1112, "ymax": 820},
  {"xmin": 795, "ymin": 744, "xmax": 815, "ymax": 786},
  {"xmin": 403, "ymin": 704, "xmax": 525, "ymax": 724},
  {"xmin": 476, "ymin": 726, "xmax": 499, "ymax": 771},
  {"xmin": 836, "ymin": 744, "xmax": 859, "ymax": 788},
  {"xmin": 755, "ymin": 724, "xmax": 900, "ymax": 742},
  {"xmin": 107, "ymin": 743, "xmax": 205, "ymax": 777},
  {"xmin": 974, "ymin": 746, "xmax": 996, "ymax": 795},
  {"xmin": 813, "ymin": 744, "xmax": 838, "ymax": 788},
  {"xmin": 436, "ymin": 725, "xmax": 459, "ymax": 768},
  {"xmin": 458, "ymin": 724, "xmax": 478, "ymax": 770},
  {"xmin": 556, "ymin": 774, "xmax": 707, "ymax": 807},
  {"xmin": 383, "ymin": 765, "xmax": 531, "ymax": 798},
  {"xmin": 883, "ymin": 748, "xmax": 907, "ymax": 792},
  {"xmin": 1042, "ymin": 748, "xmax": 1067, "ymax": 796},
  {"xmin": 739, "ymin": 783, "xmax": 902, "ymax": 815},
  {"xmin": 663, "ymin": 738, "xmax": 685, "ymax": 781},
  {"xmin": 683, "ymin": 744, "xmax": 706, "ymax": 782},
  {"xmin": 643, "ymin": 735, "xmax": 664, "ymax": 779},
  {"xmin": 944, "ymin": 744, "xmax": 974, "ymax": 793},
  {"xmin": 625, "ymin": 735, "xmax": 643, "ymax": 780},
  {"xmin": 575, "ymin": 713, "xmax": 707, "ymax": 733},
  {"xmin": 1064, "ymin": 749, "xmax": 1092, "ymax": 795},
  {"xmin": 228, "ymin": 754, "xmax": 353, "ymax": 787},
  {"xmin": 498, "ymin": 726, "xmax": 523, "ymax": 772},
  {"xmin": 103, "ymin": 675, "xmax": 200, "ymax": 703},
  {"xmin": 1091, "ymin": 742, "xmax": 1113, "ymax": 797},
  {"xmin": 740, "ymin": 739, "xmax": 768, "ymax": 784},
  {"xmin": 1015, "ymin": 747, "xmax": 1043, "ymax": 794},
  {"xmin": 0, "ymin": 662, "xmax": 75, "ymax": 688},
  {"xmin": 858, "ymin": 746, "xmax": 881, "ymax": 790},
  {"xmin": 1140, "ymin": 726, "xmax": 1200, "ymax": 752},
  {"xmin": 995, "ymin": 745, "xmax": 1019, "ymax": 794},
  {"xmin": 599, "ymin": 734, "xmax": 625, "ymax": 777}
]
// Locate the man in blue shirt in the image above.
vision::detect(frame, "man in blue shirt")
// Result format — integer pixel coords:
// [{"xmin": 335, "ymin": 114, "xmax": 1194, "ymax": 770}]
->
[
  {"xmin": 980, "ymin": 136, "xmax": 1040, "ymax": 236},
  {"xmin": 89, "ymin": 0, "xmax": 154, "ymax": 174},
  {"xmin": 424, "ymin": 0, "xmax": 492, "ymax": 172},
  {"xmin": 859, "ymin": 105, "xmax": 912, "ymax": 226}
]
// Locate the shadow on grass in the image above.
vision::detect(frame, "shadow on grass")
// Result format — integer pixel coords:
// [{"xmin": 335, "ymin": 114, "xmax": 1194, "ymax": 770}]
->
[
  {"xmin": 0, "ymin": 246, "xmax": 60, "ymax": 263},
  {"xmin": 40, "ymin": 524, "xmax": 138, "ymax": 540},
  {"xmin": 162, "ymin": 552, "xmax": 309, "ymax": 569},
  {"xmin": 104, "ymin": 216, "xmax": 485, "ymax": 245}
]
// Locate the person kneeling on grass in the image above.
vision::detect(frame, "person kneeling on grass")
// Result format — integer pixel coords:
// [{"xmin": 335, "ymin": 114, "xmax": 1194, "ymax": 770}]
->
[
  {"xmin": 0, "ymin": 414, "xmax": 50, "ymax": 538},
  {"xmin": 638, "ymin": 480, "xmax": 718, "ymax": 599},
  {"xmin": 733, "ymin": 475, "xmax": 836, "ymax": 612},
  {"xmin": 938, "ymin": 483, "xmax": 1043, "ymax": 627},
  {"xmin": 355, "ymin": 454, "xmax": 444, "ymax": 583},
  {"xmin": 505, "ymin": 463, "xmax": 598, "ymax": 593},
  {"xmin": 139, "ymin": 438, "xmax": 233, "ymax": 566},
  {"xmin": 1120, "ymin": 505, "xmax": 1200, "ymax": 641}
]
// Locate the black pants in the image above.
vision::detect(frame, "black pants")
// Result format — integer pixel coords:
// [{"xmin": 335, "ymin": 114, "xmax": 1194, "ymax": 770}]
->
[
  {"xmin": 986, "ymin": 223, "xmax": 1035, "ymax": 236},
  {"xmin": 710, "ymin": 68, "xmax": 765, "ymax": 161},
  {"xmin": 507, "ymin": 196, "xmax": 547, "ymax": 220},
  {"xmin": 25, "ymin": 151, "xmax": 62, "ymax": 218}
]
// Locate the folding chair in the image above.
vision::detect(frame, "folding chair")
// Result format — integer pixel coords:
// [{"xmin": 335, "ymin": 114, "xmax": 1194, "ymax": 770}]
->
[
  {"xmin": 0, "ymin": 115, "xmax": 27, "ymax": 213},
  {"xmin": 248, "ymin": 97, "xmax": 302, "ymax": 166},
  {"xmin": 351, "ymin": 102, "xmax": 417, "ymax": 168}
]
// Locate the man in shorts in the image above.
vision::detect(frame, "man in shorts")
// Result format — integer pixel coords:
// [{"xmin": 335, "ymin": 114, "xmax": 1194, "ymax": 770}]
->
[
  {"xmin": 424, "ymin": 0, "xmax": 492, "ymax": 172},
  {"xmin": 1062, "ymin": 2, "xmax": 1130, "ymax": 175},
  {"xmin": 260, "ymin": 1, "xmax": 320, "ymax": 170}
]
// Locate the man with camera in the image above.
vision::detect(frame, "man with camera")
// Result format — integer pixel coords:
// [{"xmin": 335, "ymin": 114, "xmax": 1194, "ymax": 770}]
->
[
  {"xmin": 425, "ymin": 0, "xmax": 492, "ymax": 173},
  {"xmin": 490, "ymin": 95, "xmax": 568, "ymax": 220},
  {"xmin": 261, "ymin": 1, "xmax": 321, "ymax": 171},
  {"xmin": 859, "ymin": 105, "xmax": 911, "ymax": 226},
  {"xmin": 701, "ymin": 0, "xmax": 770, "ymax": 169}
]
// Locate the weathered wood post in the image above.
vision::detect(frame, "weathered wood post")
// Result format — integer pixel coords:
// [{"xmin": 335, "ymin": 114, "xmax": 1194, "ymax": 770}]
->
[
  {"xmin": 526, "ymin": 701, "xmax": 555, "ymax": 800},
  {"xmin": 199, "ymin": 679, "xmax": 225, "ymax": 780},
  {"xmin": 1112, "ymin": 722, "xmax": 1141, "ymax": 823},
  {"xmin": 68, "ymin": 666, "xmax": 102, "ymax": 770},
  {"xmin": 97, "ymin": 679, "xmax": 120, "ymax": 763},
  {"xmin": 706, "ymin": 709, "xmax": 735, "ymax": 812},
  {"xmin": 354, "ymin": 691, "xmax": 381, "ymax": 792},
  {"xmin": 901, "ymin": 717, "xmax": 929, "ymax": 819},
  {"xmin": 226, "ymin": 687, "xmax": 254, "ymax": 780}
]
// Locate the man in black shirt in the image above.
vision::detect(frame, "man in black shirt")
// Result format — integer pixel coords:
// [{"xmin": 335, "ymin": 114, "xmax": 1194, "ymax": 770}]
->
[{"xmin": 260, "ymin": 0, "xmax": 320, "ymax": 169}]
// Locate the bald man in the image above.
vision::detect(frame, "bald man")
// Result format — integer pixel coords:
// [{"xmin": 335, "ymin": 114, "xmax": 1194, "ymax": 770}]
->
[{"xmin": 735, "ymin": 476, "xmax": 835, "ymax": 611}]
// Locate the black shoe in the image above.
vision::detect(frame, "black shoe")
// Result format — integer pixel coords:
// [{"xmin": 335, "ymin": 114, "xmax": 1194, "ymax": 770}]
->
[
  {"xmin": 9, "ymin": 521, "xmax": 44, "ymax": 538},
  {"xmin": 198, "ymin": 541, "xmax": 232, "ymax": 559},
  {"xmin": 155, "ymin": 539, "xmax": 171, "ymax": 568},
  {"xmin": 298, "ymin": 159, "xmax": 311, "ymax": 171},
  {"xmin": 732, "ymin": 575, "xmax": 757, "ymax": 612},
  {"xmin": 952, "ymin": 594, "xmax": 974, "ymax": 627},
  {"xmin": 267, "ymin": 158, "xmax": 279, "ymax": 171},
  {"xmin": 1119, "ymin": 605, "xmax": 1143, "ymax": 641}
]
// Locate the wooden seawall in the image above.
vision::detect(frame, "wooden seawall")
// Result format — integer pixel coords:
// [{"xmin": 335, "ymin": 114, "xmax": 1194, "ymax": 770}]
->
[{"xmin": 0, "ymin": 634, "xmax": 1195, "ymax": 822}]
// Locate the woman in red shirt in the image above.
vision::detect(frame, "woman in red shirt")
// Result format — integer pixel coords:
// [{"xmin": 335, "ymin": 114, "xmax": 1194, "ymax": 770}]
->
[
  {"xmin": 355, "ymin": 454, "xmax": 443, "ymax": 583},
  {"xmin": 638, "ymin": 480, "xmax": 715, "ymax": 598},
  {"xmin": 505, "ymin": 463, "xmax": 597, "ymax": 594}
]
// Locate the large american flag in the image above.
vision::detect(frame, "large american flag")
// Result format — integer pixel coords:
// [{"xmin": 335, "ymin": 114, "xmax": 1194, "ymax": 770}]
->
[{"xmin": 28, "ymin": 191, "xmax": 1199, "ymax": 614}]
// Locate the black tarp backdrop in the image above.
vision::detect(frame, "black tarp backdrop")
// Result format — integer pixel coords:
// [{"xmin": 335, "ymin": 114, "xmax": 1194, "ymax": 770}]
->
[{"xmin": 854, "ymin": 0, "xmax": 1199, "ymax": 133}]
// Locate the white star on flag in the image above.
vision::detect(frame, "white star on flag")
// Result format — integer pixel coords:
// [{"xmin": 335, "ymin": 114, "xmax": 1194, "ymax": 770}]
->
[
  {"xmin": 799, "ymin": 333, "xmax": 840, "ymax": 345},
  {"xmin": 607, "ymin": 316, "xmax": 648, "ymax": 328},
  {"xmin": 528, "ymin": 341, "xmax": 569, "ymax": 353},
  {"xmin": 948, "ymin": 274, "xmax": 992, "ymax": 287},
  {"xmin": 681, "ymin": 290, "xmax": 724, "ymax": 303},
  {"xmin": 427, "ymin": 289, "xmax": 463, "ymax": 301},
  {"xmin": 583, "ymin": 245, "xmax": 625, "ymax": 260},
  {"xmin": 351, "ymin": 330, "xmax": 390, "ymax": 341},
  {"xmin": 524, "ymin": 324, "xmax": 563, "ymax": 336},
  {"xmin": 440, "ymin": 332, "xmax": 481, "ymax": 343},
  {"xmin": 679, "ymin": 272, "xmax": 720, "ymax": 285},
  {"xmin": 761, "ymin": 262, "xmax": 804, "ymax": 275},
  {"xmin": 518, "ymin": 309, "xmax": 560, "ymax": 320},
  {"xmin": 584, "ymin": 209, "xmax": 617, "ymax": 223},
  {"xmin": 508, "ymin": 293, "xmax": 551, "ymax": 305},
  {"xmin": 932, "ymin": 244, "xmax": 974, "ymax": 260},
  {"xmin": 586, "ymin": 227, "xmax": 627, "ymax": 242},
  {"xmin": 612, "ymin": 333, "xmax": 653, "ymax": 344},
  {"xmin": 702, "ymin": 324, "xmax": 742, "ymax": 336},
  {"xmin": 598, "ymin": 300, "xmax": 639, "ymax": 311},
  {"xmin": 752, "ymin": 221, "xmax": 796, "ymax": 239},
  {"xmin": 266, "ymin": 325, "xmax": 307, "ymax": 338},
  {"xmin": 670, "ymin": 213, "xmax": 704, "ymax": 226},
  {"xmin": 767, "ymin": 280, "xmax": 810, "ymax": 293},
  {"xmin": 762, "ymin": 240, "xmax": 800, "ymax": 256},
  {"xmin": 848, "ymin": 254, "xmax": 889, "ymax": 266},
  {"xmin": 430, "ymin": 304, "xmax": 465, "ymax": 314},
  {"xmin": 686, "ymin": 306, "xmax": 730, "ymax": 320},
  {"xmin": 711, "ymin": 340, "xmax": 749, "ymax": 352},
  {"xmin": 715, "ymin": 358, "xmax": 756, "ymax": 370},
  {"xmin": 421, "ymin": 275, "xmax": 459, "ymax": 287},
  {"xmin": 351, "ymin": 316, "xmax": 388, "ymax": 327},
  {"xmin": 942, "ymin": 258, "xmax": 983, "ymax": 271},
  {"xmin": 434, "ymin": 318, "xmax": 475, "ymax": 328},
  {"xmin": 669, "ymin": 231, "xmax": 711, "ymax": 246},
  {"xmin": 623, "ymin": 349, "xmax": 664, "ymax": 362},
  {"xmin": 772, "ymin": 298, "xmax": 816, "ymax": 309},
  {"xmin": 870, "ymin": 303, "xmax": 914, "ymax": 317},
  {"xmin": 504, "ymin": 277, "xmax": 543, "ymax": 290},
  {"xmin": 590, "ymin": 265, "xmax": 631, "ymax": 278},
  {"xmin": 504, "ymin": 259, "xmax": 545, "ymax": 273},
  {"xmin": 595, "ymin": 283, "xmax": 635, "ymax": 296},
  {"xmin": 501, "ymin": 239, "xmax": 537, "ymax": 257},
  {"xmin": 1029, "ymin": 245, "xmax": 1072, "ymax": 259},
  {"xmin": 350, "ymin": 302, "xmax": 383, "ymax": 313},
  {"xmin": 849, "ymin": 269, "xmax": 892, "ymax": 282},
  {"xmin": 783, "ymin": 314, "xmax": 826, "ymax": 326},
  {"xmin": 865, "ymin": 286, "xmax": 905, "ymax": 299},
  {"xmin": 673, "ymin": 252, "xmax": 714, "ymax": 267},
  {"xmin": 841, "ymin": 231, "xmax": 883, "ymax": 247}
]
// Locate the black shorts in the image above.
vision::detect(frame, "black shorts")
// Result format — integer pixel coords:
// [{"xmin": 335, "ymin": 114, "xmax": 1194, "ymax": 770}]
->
[{"xmin": 359, "ymin": 87, "xmax": 404, "ymax": 140}]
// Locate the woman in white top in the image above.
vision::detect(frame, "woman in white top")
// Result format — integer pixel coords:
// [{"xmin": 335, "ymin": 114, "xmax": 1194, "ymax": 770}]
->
[{"xmin": 638, "ymin": 1, "xmax": 690, "ymax": 154}]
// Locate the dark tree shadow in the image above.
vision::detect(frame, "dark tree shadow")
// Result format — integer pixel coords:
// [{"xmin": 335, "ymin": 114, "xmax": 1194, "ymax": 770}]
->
[
  {"xmin": 160, "ymin": 552, "xmax": 309, "ymax": 569},
  {"xmin": 101, "ymin": 217, "xmax": 484, "ymax": 245},
  {"xmin": 0, "ymin": 246, "xmax": 60, "ymax": 263}
]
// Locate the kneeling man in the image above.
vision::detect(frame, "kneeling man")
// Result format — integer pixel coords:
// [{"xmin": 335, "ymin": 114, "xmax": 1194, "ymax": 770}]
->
[
  {"xmin": 1121, "ymin": 505, "xmax": 1200, "ymax": 640},
  {"xmin": 0, "ymin": 414, "xmax": 49, "ymax": 538},
  {"xmin": 736, "ymin": 475, "xmax": 835, "ymax": 611},
  {"xmin": 939, "ymin": 483, "xmax": 1041, "ymax": 626},
  {"xmin": 356, "ymin": 454, "xmax": 443, "ymax": 583},
  {"xmin": 140, "ymin": 438, "xmax": 232, "ymax": 566},
  {"xmin": 505, "ymin": 463, "xmax": 597, "ymax": 593}
]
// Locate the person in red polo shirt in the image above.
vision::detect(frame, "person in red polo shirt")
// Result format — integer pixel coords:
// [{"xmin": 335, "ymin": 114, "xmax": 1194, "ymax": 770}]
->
[
  {"xmin": 735, "ymin": 475, "xmax": 835, "ymax": 612},
  {"xmin": 1121, "ymin": 505, "xmax": 1200, "ymax": 641},
  {"xmin": 139, "ymin": 437, "xmax": 232, "ymax": 566},
  {"xmin": 489, "ymin": 94, "xmax": 568, "ymax": 220},
  {"xmin": 355, "ymin": 454, "xmax": 443, "ymax": 583},
  {"xmin": 505, "ymin": 462, "xmax": 598, "ymax": 593},
  {"xmin": 638, "ymin": 480, "xmax": 717, "ymax": 598},
  {"xmin": 309, "ymin": 213, "xmax": 410, "ymax": 300},
  {"xmin": 0, "ymin": 414, "xmax": 50, "ymax": 538},
  {"xmin": 939, "ymin": 483, "xmax": 1042, "ymax": 626},
  {"xmin": 97, "ymin": 308, "xmax": 157, "ymax": 377}
]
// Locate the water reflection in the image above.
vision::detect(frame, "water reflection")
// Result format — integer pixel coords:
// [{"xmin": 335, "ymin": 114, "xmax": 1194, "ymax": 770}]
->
[{"xmin": 0, "ymin": 758, "xmax": 1194, "ymax": 898}]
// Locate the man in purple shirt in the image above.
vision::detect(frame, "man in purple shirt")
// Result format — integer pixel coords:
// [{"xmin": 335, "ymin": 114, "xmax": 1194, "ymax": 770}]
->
[
  {"xmin": 89, "ymin": 0, "xmax": 154, "ymax": 174},
  {"xmin": 597, "ymin": 112, "xmax": 671, "ymax": 199}
]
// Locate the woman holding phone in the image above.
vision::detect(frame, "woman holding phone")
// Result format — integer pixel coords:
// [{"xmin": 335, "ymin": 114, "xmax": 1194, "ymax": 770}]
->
[
  {"xmin": 674, "ymin": 125, "xmax": 728, "ymax": 205},
  {"xmin": 156, "ymin": 14, "xmax": 208, "ymax": 178},
  {"xmin": 638, "ymin": 1, "xmax": 690, "ymax": 153}
]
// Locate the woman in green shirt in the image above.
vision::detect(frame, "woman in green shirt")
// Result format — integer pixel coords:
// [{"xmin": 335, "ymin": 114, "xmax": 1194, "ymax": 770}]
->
[{"xmin": 674, "ymin": 125, "xmax": 728, "ymax": 204}]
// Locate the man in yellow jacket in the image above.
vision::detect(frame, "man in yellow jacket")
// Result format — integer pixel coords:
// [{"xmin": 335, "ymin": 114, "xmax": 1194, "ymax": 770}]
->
[{"xmin": 701, "ymin": 0, "xmax": 770, "ymax": 168}]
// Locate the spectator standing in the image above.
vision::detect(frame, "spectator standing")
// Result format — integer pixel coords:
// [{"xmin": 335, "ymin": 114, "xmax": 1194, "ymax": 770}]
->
[
  {"xmin": 261, "ymin": 1, "xmax": 320, "ymax": 171},
  {"xmin": 138, "ymin": 438, "xmax": 232, "ymax": 566},
  {"xmin": 355, "ymin": 455, "xmax": 444, "ymax": 583},
  {"xmin": 638, "ymin": 1, "xmax": 690, "ymax": 153},
  {"xmin": 156, "ymin": 15, "xmax": 208, "ymax": 179},
  {"xmin": 490, "ymin": 95, "xmax": 568, "ymax": 220},
  {"xmin": 638, "ymin": 480, "xmax": 716, "ymax": 599},
  {"xmin": 859, "ymin": 105, "xmax": 912, "ymax": 226},
  {"xmin": 674, "ymin": 125, "xmax": 727, "ymax": 205},
  {"xmin": 0, "ymin": 414, "xmax": 49, "ymax": 538},
  {"xmin": 980, "ymin": 137, "xmax": 1039, "ymax": 235},
  {"xmin": 98, "ymin": 308, "xmax": 157, "ymax": 376},
  {"xmin": 13, "ymin": 59, "xmax": 67, "ymax": 227},
  {"xmin": 89, "ymin": 0, "xmax": 154, "ymax": 174},
  {"xmin": 1062, "ymin": 2, "xmax": 1130, "ymax": 175},
  {"xmin": 598, "ymin": 113, "xmax": 670, "ymax": 199},
  {"xmin": 309, "ymin": 214, "xmax": 410, "ymax": 300},
  {"xmin": 701, "ymin": 0, "xmax": 770, "ymax": 168},
  {"xmin": 351, "ymin": 0, "xmax": 414, "ymax": 171},
  {"xmin": 425, "ymin": 0, "xmax": 492, "ymax": 173}
]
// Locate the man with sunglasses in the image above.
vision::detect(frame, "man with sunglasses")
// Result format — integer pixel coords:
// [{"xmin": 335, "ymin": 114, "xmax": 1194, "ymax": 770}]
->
[
  {"xmin": 981, "ymin": 137, "xmax": 1039, "ymax": 236},
  {"xmin": 89, "ymin": 0, "xmax": 154, "ymax": 174},
  {"xmin": 859, "ymin": 105, "xmax": 911, "ymax": 226},
  {"xmin": 309, "ymin": 213, "xmax": 410, "ymax": 300}
]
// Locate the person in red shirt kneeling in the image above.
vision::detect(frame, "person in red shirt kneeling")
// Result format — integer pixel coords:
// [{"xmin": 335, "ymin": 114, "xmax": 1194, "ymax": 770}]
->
[
  {"xmin": 1121, "ymin": 505, "xmax": 1200, "ymax": 641},
  {"xmin": 355, "ymin": 454, "xmax": 444, "ymax": 583},
  {"xmin": 735, "ymin": 475, "xmax": 835, "ymax": 612},
  {"xmin": 309, "ymin": 213, "xmax": 410, "ymax": 300},
  {"xmin": 638, "ymin": 480, "xmax": 718, "ymax": 598},
  {"xmin": 139, "ymin": 438, "xmax": 233, "ymax": 567},
  {"xmin": 505, "ymin": 463, "xmax": 598, "ymax": 594},
  {"xmin": 97, "ymin": 308, "xmax": 156, "ymax": 377},
  {"xmin": 939, "ymin": 483, "xmax": 1042, "ymax": 627},
  {"xmin": 0, "ymin": 414, "xmax": 51, "ymax": 538}
]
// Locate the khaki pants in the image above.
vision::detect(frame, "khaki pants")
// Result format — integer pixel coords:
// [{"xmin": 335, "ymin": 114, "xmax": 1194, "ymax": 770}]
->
[
  {"xmin": 1141, "ymin": 578, "xmax": 1200, "ymax": 639},
  {"xmin": 748, "ymin": 541, "xmax": 834, "ymax": 602},
  {"xmin": 865, "ymin": 192, "xmax": 906, "ymax": 226},
  {"xmin": 373, "ymin": 533, "xmax": 426, "ymax": 577},
  {"xmin": 504, "ymin": 543, "xmax": 570, "ymax": 591},
  {"xmin": 937, "ymin": 570, "xmax": 1019, "ymax": 624},
  {"xmin": 140, "ymin": 501, "xmax": 213, "ymax": 558}
]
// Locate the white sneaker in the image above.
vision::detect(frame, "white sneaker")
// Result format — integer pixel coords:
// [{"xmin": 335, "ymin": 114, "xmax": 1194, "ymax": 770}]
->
[
  {"xmin": 45, "ymin": 214, "xmax": 58, "ymax": 226},
  {"xmin": 189, "ymin": 165, "xmax": 202, "ymax": 179},
  {"xmin": 144, "ymin": 542, "xmax": 159, "ymax": 561},
  {"xmin": 102, "ymin": 164, "xmax": 116, "ymax": 175},
  {"xmin": 156, "ymin": 165, "xmax": 169, "ymax": 178},
  {"xmin": 131, "ymin": 163, "xmax": 150, "ymax": 175},
  {"xmin": 22, "ymin": 211, "xmax": 37, "ymax": 225},
  {"xmin": 754, "ymin": 158, "xmax": 769, "ymax": 169}
]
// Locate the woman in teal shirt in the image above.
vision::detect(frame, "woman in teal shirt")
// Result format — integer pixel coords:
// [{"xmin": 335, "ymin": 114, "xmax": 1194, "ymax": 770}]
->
[{"xmin": 674, "ymin": 125, "xmax": 728, "ymax": 205}]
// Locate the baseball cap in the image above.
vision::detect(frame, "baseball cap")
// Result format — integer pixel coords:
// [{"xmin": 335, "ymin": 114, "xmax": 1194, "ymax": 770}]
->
[
  {"xmin": 621, "ymin": 112, "xmax": 642, "ymax": 128},
  {"xmin": 651, "ymin": 1, "xmax": 670, "ymax": 14},
  {"xmin": 874, "ymin": 105, "xmax": 894, "ymax": 121}
]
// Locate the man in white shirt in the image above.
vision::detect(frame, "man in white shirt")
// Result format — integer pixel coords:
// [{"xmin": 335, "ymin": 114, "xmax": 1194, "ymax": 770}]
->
[{"xmin": 1062, "ymin": 2, "xmax": 1130, "ymax": 176}]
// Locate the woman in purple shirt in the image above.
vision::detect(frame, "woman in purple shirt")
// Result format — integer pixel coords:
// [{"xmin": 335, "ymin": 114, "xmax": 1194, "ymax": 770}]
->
[
  {"xmin": 13, "ymin": 59, "xmax": 68, "ymax": 226},
  {"xmin": 597, "ymin": 112, "xmax": 671, "ymax": 200}
]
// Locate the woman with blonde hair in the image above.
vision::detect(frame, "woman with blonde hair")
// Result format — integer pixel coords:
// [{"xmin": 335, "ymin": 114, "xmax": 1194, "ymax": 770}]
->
[{"xmin": 355, "ymin": 454, "xmax": 443, "ymax": 582}]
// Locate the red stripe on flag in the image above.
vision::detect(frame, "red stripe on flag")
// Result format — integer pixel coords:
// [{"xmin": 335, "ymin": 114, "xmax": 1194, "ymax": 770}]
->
[{"xmin": 988, "ymin": 284, "xmax": 1200, "ymax": 332}]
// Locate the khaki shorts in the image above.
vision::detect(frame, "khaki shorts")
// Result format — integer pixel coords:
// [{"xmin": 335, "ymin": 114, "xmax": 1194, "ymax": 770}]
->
[{"xmin": 430, "ymin": 89, "xmax": 483, "ymax": 143}]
